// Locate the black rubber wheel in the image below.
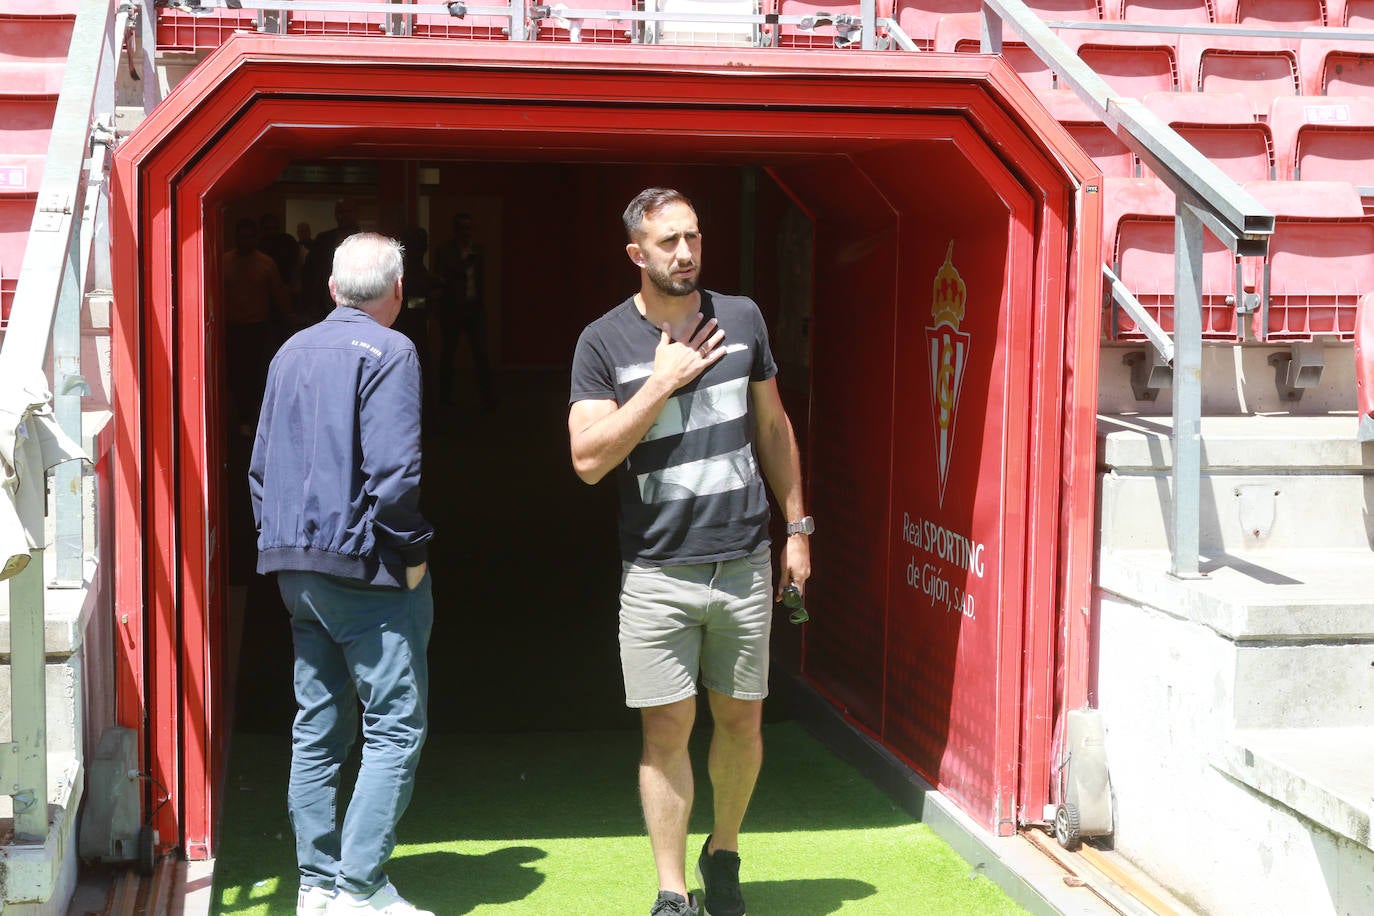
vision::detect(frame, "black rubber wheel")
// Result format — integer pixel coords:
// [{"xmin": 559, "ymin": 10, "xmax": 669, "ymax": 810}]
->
[
  {"xmin": 137, "ymin": 824, "xmax": 156, "ymax": 876},
  {"xmin": 1055, "ymin": 802, "xmax": 1082, "ymax": 851}
]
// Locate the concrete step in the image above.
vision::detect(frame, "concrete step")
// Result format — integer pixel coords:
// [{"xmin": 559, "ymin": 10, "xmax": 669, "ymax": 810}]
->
[
  {"xmin": 0, "ymin": 751, "xmax": 82, "ymax": 912},
  {"xmin": 1216, "ymin": 726, "xmax": 1374, "ymax": 853},
  {"xmin": 1096, "ymin": 572, "xmax": 1374, "ymax": 915},
  {"xmin": 1098, "ymin": 415, "xmax": 1374, "ymax": 553}
]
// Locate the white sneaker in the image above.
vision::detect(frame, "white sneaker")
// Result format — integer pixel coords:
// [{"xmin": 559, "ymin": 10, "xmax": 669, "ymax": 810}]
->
[
  {"xmin": 297, "ymin": 884, "xmax": 334, "ymax": 915},
  {"xmin": 323, "ymin": 881, "xmax": 434, "ymax": 916}
]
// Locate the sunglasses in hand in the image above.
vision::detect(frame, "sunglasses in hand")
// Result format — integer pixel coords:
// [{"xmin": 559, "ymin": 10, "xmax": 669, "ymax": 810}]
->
[{"xmin": 779, "ymin": 584, "xmax": 808, "ymax": 625}]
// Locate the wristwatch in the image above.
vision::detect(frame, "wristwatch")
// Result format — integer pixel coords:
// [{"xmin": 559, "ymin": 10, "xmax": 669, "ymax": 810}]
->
[{"xmin": 786, "ymin": 516, "xmax": 815, "ymax": 536}]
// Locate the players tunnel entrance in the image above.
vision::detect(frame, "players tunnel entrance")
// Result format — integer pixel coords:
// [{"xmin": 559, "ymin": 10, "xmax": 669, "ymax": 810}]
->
[{"xmin": 110, "ymin": 38, "xmax": 1103, "ymax": 857}]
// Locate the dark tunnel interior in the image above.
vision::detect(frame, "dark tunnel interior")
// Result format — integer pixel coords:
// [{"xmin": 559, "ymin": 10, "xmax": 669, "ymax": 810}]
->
[{"xmin": 222, "ymin": 159, "xmax": 814, "ymax": 737}]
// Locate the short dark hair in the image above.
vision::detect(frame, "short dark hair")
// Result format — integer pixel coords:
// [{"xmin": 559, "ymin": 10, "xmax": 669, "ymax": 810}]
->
[{"xmin": 623, "ymin": 188, "xmax": 694, "ymax": 241}]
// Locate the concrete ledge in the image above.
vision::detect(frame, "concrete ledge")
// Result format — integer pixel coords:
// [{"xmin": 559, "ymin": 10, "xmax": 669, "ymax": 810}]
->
[
  {"xmin": 1215, "ymin": 727, "xmax": 1374, "ymax": 851},
  {"xmin": 1100, "ymin": 549, "xmax": 1374, "ymax": 641},
  {"xmin": 0, "ymin": 556, "xmax": 100, "ymax": 657},
  {"xmin": 1099, "ymin": 414, "xmax": 1372, "ymax": 471},
  {"xmin": 788, "ymin": 679, "xmax": 1121, "ymax": 916},
  {"xmin": 0, "ymin": 753, "xmax": 83, "ymax": 906}
]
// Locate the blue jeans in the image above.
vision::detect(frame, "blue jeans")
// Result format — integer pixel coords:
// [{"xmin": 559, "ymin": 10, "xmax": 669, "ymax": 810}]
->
[{"xmin": 277, "ymin": 570, "xmax": 433, "ymax": 897}]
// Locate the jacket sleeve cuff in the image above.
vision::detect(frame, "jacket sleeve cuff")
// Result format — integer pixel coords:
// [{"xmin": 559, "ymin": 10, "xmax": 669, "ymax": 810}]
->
[{"xmin": 400, "ymin": 544, "xmax": 429, "ymax": 566}]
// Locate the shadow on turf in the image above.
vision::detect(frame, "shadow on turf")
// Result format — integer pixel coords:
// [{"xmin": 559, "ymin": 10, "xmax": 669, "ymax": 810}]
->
[
  {"xmin": 737, "ymin": 878, "xmax": 878, "ymax": 914},
  {"xmin": 388, "ymin": 846, "xmax": 548, "ymax": 913},
  {"xmin": 212, "ymin": 846, "xmax": 548, "ymax": 915}
]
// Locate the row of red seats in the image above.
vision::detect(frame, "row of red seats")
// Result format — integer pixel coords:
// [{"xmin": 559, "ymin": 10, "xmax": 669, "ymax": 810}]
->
[
  {"xmin": 935, "ymin": 18, "xmax": 1374, "ymax": 106},
  {"xmin": 155, "ymin": 0, "xmax": 868, "ymax": 51},
  {"xmin": 892, "ymin": 0, "xmax": 1374, "ymax": 33},
  {"xmin": 1104, "ymin": 177, "xmax": 1374, "ymax": 341},
  {"xmin": 0, "ymin": 6, "xmax": 73, "ymax": 324},
  {"xmin": 1042, "ymin": 90, "xmax": 1374, "ymax": 187}
]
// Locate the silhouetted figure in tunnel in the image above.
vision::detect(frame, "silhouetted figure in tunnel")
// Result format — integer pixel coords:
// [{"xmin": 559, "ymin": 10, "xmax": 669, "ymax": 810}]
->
[{"xmin": 432, "ymin": 211, "xmax": 496, "ymax": 412}]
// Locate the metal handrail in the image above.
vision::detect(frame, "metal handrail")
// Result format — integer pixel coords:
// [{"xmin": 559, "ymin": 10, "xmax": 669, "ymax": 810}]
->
[
  {"xmin": 0, "ymin": 0, "xmax": 124, "ymax": 848},
  {"xmin": 165, "ymin": 0, "xmax": 878, "ymax": 46},
  {"xmin": 970, "ymin": 0, "xmax": 1278, "ymax": 578}
]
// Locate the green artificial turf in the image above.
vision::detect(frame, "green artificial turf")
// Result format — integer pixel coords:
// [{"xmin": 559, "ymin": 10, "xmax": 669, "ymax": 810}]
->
[{"xmin": 210, "ymin": 722, "xmax": 1025, "ymax": 915}]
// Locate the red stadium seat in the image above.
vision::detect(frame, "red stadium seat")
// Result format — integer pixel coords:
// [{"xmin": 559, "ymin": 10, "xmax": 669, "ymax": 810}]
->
[
  {"xmin": 1179, "ymin": 34, "xmax": 1300, "ymax": 117},
  {"xmin": 933, "ymin": 13, "xmax": 1054, "ymax": 88},
  {"xmin": 1232, "ymin": 0, "xmax": 1326, "ymax": 27},
  {"xmin": 414, "ymin": 4, "xmax": 521, "ymax": 40},
  {"xmin": 1025, "ymin": 0, "xmax": 1104, "ymax": 18},
  {"xmin": 1244, "ymin": 179, "xmax": 1374, "ymax": 340},
  {"xmin": 1115, "ymin": 0, "xmax": 1213, "ymax": 24},
  {"xmin": 1037, "ymin": 89, "xmax": 1135, "ymax": 176},
  {"xmin": 0, "ymin": 13, "xmax": 73, "ymax": 61},
  {"xmin": 893, "ymin": 0, "xmax": 977, "ymax": 50},
  {"xmin": 156, "ymin": 8, "xmax": 256, "ymax": 50},
  {"xmin": 1142, "ymin": 91, "xmax": 1274, "ymax": 181},
  {"xmin": 893, "ymin": 0, "xmax": 1096, "ymax": 49},
  {"xmin": 1298, "ymin": 29, "xmax": 1374, "ymax": 96},
  {"xmin": 0, "ymin": 196, "xmax": 33, "ymax": 326},
  {"xmin": 777, "ymin": 0, "xmax": 865, "ymax": 48},
  {"xmin": 0, "ymin": 97, "xmax": 58, "ymax": 157},
  {"xmin": 0, "ymin": 155, "xmax": 44, "ymax": 194},
  {"xmin": 1063, "ymin": 29, "xmax": 1180, "ymax": 96},
  {"xmin": 1102, "ymin": 176, "xmax": 1243, "ymax": 340},
  {"xmin": 1344, "ymin": 0, "xmax": 1374, "ymax": 26},
  {"xmin": 1269, "ymin": 95, "xmax": 1374, "ymax": 188}
]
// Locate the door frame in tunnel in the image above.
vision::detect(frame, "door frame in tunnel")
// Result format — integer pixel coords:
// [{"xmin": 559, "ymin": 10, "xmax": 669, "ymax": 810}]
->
[{"xmin": 111, "ymin": 38, "xmax": 1102, "ymax": 856}]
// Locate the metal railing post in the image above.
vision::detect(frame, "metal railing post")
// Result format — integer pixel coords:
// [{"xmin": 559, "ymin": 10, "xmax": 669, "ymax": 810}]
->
[
  {"xmin": 859, "ymin": 0, "xmax": 876, "ymax": 49},
  {"xmin": 1170, "ymin": 201, "xmax": 1205, "ymax": 578},
  {"xmin": 7, "ymin": 553, "xmax": 49, "ymax": 842},
  {"xmin": 52, "ymin": 211, "xmax": 84, "ymax": 588}
]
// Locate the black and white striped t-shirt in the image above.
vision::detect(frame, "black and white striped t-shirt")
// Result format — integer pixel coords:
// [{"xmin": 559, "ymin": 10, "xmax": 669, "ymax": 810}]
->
[{"xmin": 570, "ymin": 291, "xmax": 779, "ymax": 566}]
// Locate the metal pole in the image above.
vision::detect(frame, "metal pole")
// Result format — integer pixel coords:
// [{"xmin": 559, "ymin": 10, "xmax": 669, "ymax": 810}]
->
[
  {"xmin": 53, "ymin": 204, "xmax": 85, "ymax": 588},
  {"xmin": 1170, "ymin": 202, "xmax": 1204, "ymax": 578},
  {"xmin": 8, "ymin": 552, "xmax": 49, "ymax": 842},
  {"xmin": 859, "ymin": 0, "xmax": 875, "ymax": 50}
]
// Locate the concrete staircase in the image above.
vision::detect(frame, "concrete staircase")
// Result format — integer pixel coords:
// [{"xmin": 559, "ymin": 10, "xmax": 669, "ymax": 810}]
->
[{"xmin": 1095, "ymin": 413, "xmax": 1374, "ymax": 916}]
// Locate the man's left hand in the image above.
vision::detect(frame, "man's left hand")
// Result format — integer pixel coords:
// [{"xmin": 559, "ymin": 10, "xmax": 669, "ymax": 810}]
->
[{"xmin": 777, "ymin": 534, "xmax": 811, "ymax": 601}]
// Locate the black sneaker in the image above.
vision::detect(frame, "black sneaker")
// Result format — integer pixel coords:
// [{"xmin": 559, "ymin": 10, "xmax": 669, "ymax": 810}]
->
[
  {"xmin": 650, "ymin": 891, "xmax": 699, "ymax": 916},
  {"xmin": 695, "ymin": 836, "xmax": 746, "ymax": 916}
]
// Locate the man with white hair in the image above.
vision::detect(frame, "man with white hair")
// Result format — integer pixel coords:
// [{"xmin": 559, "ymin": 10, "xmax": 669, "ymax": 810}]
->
[{"xmin": 250, "ymin": 233, "xmax": 435, "ymax": 916}]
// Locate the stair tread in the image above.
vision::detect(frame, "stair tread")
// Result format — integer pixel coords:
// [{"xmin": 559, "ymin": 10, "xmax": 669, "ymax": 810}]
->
[
  {"xmin": 1100, "ymin": 414, "xmax": 1372, "ymax": 470},
  {"xmin": 1101, "ymin": 548, "xmax": 1374, "ymax": 639},
  {"xmin": 1218, "ymin": 726, "xmax": 1374, "ymax": 850}
]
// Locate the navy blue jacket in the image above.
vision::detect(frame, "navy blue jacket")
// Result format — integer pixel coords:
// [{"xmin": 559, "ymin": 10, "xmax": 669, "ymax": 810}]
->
[{"xmin": 249, "ymin": 307, "xmax": 432, "ymax": 589}]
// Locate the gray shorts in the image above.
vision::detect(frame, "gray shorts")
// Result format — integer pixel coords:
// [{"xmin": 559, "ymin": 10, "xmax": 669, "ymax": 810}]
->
[{"xmin": 618, "ymin": 544, "xmax": 773, "ymax": 708}]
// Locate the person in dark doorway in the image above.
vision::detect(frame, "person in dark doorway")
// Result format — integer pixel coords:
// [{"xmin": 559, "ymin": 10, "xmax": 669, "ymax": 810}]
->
[
  {"xmin": 302, "ymin": 199, "xmax": 362, "ymax": 324},
  {"xmin": 432, "ymin": 211, "xmax": 496, "ymax": 411},
  {"xmin": 259, "ymin": 211, "xmax": 304, "ymax": 293},
  {"xmin": 250, "ymin": 233, "xmax": 435, "ymax": 916},
  {"xmin": 567, "ymin": 188, "xmax": 812, "ymax": 916},
  {"xmin": 395, "ymin": 225, "xmax": 437, "ymax": 423},
  {"xmin": 222, "ymin": 215, "xmax": 290, "ymax": 436}
]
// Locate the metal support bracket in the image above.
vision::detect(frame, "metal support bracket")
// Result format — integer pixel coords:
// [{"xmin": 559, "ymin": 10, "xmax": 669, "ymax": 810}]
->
[
  {"xmin": 1123, "ymin": 348, "xmax": 1172, "ymax": 401},
  {"xmin": 1268, "ymin": 342, "xmax": 1326, "ymax": 401}
]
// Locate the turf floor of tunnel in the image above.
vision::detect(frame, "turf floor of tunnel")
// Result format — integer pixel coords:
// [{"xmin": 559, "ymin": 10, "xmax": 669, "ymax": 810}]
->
[
  {"xmin": 216, "ymin": 371, "xmax": 1024, "ymax": 913},
  {"xmin": 209, "ymin": 724, "xmax": 1026, "ymax": 915}
]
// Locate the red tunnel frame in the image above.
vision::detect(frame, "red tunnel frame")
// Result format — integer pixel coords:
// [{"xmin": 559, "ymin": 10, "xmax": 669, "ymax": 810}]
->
[{"xmin": 111, "ymin": 38, "xmax": 1102, "ymax": 857}]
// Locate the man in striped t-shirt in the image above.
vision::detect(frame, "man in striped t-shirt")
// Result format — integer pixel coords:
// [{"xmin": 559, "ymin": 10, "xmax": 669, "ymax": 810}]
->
[{"xmin": 569, "ymin": 188, "xmax": 811, "ymax": 916}]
